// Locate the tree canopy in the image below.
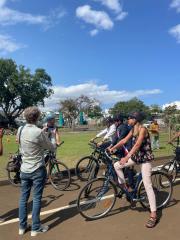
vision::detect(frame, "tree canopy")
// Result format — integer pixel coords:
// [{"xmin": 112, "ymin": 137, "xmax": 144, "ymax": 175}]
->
[
  {"xmin": 0, "ymin": 58, "xmax": 53, "ymax": 126},
  {"xmin": 110, "ymin": 97, "xmax": 150, "ymax": 118}
]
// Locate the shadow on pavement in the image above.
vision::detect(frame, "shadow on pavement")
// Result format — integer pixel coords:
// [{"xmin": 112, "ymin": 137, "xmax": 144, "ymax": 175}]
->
[
  {"xmin": 1, "ymin": 194, "xmax": 63, "ymax": 221},
  {"xmin": 41, "ymin": 206, "xmax": 79, "ymax": 230}
]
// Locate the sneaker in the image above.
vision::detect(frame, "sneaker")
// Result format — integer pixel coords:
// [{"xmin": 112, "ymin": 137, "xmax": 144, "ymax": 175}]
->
[
  {"xmin": 19, "ymin": 225, "xmax": 31, "ymax": 235},
  {"xmin": 0, "ymin": 217, "xmax": 5, "ymax": 223},
  {"xmin": 31, "ymin": 225, "xmax": 49, "ymax": 237}
]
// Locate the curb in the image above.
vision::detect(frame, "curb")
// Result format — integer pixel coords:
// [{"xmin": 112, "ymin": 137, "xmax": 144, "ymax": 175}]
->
[{"xmin": 0, "ymin": 155, "xmax": 173, "ymax": 187}]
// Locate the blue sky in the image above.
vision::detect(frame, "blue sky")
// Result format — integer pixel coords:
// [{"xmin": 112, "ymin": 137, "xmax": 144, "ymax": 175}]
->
[{"xmin": 0, "ymin": 0, "xmax": 180, "ymax": 110}]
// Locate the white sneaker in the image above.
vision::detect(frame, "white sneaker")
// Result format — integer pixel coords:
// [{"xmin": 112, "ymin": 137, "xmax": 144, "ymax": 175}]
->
[
  {"xmin": 19, "ymin": 224, "xmax": 31, "ymax": 235},
  {"xmin": 31, "ymin": 225, "xmax": 49, "ymax": 237}
]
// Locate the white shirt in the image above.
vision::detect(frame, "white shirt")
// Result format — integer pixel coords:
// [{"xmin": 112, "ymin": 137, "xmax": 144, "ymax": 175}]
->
[
  {"xmin": 96, "ymin": 124, "xmax": 116, "ymax": 142},
  {"xmin": 17, "ymin": 124, "xmax": 55, "ymax": 173}
]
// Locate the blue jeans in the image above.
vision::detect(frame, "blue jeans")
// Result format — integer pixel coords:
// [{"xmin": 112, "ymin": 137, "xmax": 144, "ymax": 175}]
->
[{"xmin": 19, "ymin": 167, "xmax": 47, "ymax": 231}]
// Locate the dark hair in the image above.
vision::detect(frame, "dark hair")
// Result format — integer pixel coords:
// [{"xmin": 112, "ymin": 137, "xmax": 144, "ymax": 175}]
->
[
  {"xmin": 128, "ymin": 111, "xmax": 146, "ymax": 123},
  {"xmin": 105, "ymin": 117, "xmax": 114, "ymax": 124},
  {"xmin": 24, "ymin": 107, "xmax": 41, "ymax": 124},
  {"xmin": 113, "ymin": 114, "xmax": 124, "ymax": 123}
]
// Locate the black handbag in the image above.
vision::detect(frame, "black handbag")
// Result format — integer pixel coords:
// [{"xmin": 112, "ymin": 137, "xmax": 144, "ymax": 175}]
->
[{"xmin": 6, "ymin": 126, "xmax": 24, "ymax": 172}]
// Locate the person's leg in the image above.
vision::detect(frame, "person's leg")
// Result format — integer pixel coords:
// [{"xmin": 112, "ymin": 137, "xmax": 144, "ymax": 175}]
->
[
  {"xmin": 156, "ymin": 135, "xmax": 160, "ymax": 149},
  {"xmin": 19, "ymin": 172, "xmax": 32, "ymax": 230},
  {"xmin": 31, "ymin": 167, "xmax": 47, "ymax": 231},
  {"xmin": 114, "ymin": 159, "xmax": 135, "ymax": 185},
  {"xmin": 141, "ymin": 162, "xmax": 157, "ymax": 227}
]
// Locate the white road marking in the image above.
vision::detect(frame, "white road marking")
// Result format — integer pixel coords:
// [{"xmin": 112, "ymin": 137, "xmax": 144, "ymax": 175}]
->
[
  {"xmin": 0, "ymin": 165, "xmax": 179, "ymax": 227},
  {"xmin": 0, "ymin": 203, "xmax": 77, "ymax": 226}
]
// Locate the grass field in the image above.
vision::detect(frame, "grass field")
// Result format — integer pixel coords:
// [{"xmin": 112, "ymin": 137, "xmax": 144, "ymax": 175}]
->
[{"xmin": 0, "ymin": 130, "xmax": 173, "ymax": 178}]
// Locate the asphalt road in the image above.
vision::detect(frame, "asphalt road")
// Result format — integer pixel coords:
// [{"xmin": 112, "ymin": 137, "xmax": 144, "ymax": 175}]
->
[{"xmin": 0, "ymin": 158, "xmax": 179, "ymax": 240}]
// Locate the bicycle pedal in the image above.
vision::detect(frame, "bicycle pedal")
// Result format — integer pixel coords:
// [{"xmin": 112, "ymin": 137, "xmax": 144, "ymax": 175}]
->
[{"xmin": 117, "ymin": 191, "xmax": 123, "ymax": 198}]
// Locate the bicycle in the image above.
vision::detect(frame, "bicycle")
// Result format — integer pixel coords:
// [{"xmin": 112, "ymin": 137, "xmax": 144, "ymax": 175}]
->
[
  {"xmin": 75, "ymin": 141, "xmax": 105, "ymax": 181},
  {"xmin": 77, "ymin": 150, "xmax": 173, "ymax": 220},
  {"xmin": 161, "ymin": 143, "xmax": 180, "ymax": 183},
  {"xmin": 7, "ymin": 141, "xmax": 71, "ymax": 191},
  {"xmin": 41, "ymin": 141, "xmax": 71, "ymax": 190}
]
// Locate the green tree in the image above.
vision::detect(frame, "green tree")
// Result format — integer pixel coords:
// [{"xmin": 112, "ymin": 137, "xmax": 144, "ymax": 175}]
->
[
  {"xmin": 110, "ymin": 97, "xmax": 150, "ymax": 118},
  {"xmin": 59, "ymin": 95, "xmax": 101, "ymax": 128},
  {"xmin": 163, "ymin": 105, "xmax": 178, "ymax": 140},
  {"xmin": 88, "ymin": 105, "xmax": 103, "ymax": 119},
  {"xmin": 0, "ymin": 59, "xmax": 53, "ymax": 126}
]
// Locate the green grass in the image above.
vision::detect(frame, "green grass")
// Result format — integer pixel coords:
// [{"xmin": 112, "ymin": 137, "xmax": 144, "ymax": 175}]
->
[{"xmin": 0, "ymin": 130, "xmax": 173, "ymax": 178}]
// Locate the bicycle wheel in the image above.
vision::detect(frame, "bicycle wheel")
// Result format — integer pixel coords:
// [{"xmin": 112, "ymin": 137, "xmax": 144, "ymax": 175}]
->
[
  {"xmin": 7, "ymin": 170, "xmax": 21, "ymax": 187},
  {"xmin": 161, "ymin": 161, "xmax": 177, "ymax": 183},
  {"xmin": 138, "ymin": 171, "xmax": 172, "ymax": 210},
  {"xmin": 49, "ymin": 161, "xmax": 71, "ymax": 191},
  {"xmin": 77, "ymin": 177, "xmax": 117, "ymax": 220},
  {"xmin": 75, "ymin": 156, "xmax": 99, "ymax": 181}
]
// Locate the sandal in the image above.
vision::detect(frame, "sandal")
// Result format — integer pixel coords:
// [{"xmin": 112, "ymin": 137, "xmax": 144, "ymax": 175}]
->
[{"xmin": 145, "ymin": 217, "xmax": 157, "ymax": 228}]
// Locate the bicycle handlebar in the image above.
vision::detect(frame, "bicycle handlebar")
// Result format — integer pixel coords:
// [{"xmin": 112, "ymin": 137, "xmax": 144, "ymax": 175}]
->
[{"xmin": 57, "ymin": 141, "xmax": 64, "ymax": 147}]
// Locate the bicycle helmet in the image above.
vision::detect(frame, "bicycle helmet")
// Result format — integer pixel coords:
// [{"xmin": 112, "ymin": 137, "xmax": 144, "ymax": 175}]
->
[
  {"xmin": 45, "ymin": 113, "xmax": 55, "ymax": 122},
  {"xmin": 128, "ymin": 111, "xmax": 146, "ymax": 123}
]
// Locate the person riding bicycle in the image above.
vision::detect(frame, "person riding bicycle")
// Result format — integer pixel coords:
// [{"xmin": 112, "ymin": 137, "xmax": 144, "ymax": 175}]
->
[
  {"xmin": 108, "ymin": 114, "xmax": 136, "ymax": 189},
  {"xmin": 109, "ymin": 111, "xmax": 157, "ymax": 228},
  {"xmin": 43, "ymin": 113, "xmax": 61, "ymax": 148},
  {"xmin": 91, "ymin": 117, "xmax": 116, "ymax": 149}
]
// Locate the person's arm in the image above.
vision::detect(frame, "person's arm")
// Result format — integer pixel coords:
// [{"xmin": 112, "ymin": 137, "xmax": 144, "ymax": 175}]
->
[
  {"xmin": 55, "ymin": 128, "xmax": 61, "ymax": 146},
  {"xmin": 103, "ymin": 125, "xmax": 116, "ymax": 141},
  {"xmin": 16, "ymin": 127, "xmax": 22, "ymax": 143},
  {"xmin": 119, "ymin": 128, "xmax": 147, "ymax": 165},
  {"xmin": 110, "ymin": 130, "xmax": 133, "ymax": 152},
  {"xmin": 0, "ymin": 128, "xmax": 4, "ymax": 156},
  {"xmin": 90, "ymin": 128, "xmax": 108, "ymax": 142},
  {"xmin": 38, "ymin": 131, "xmax": 56, "ymax": 151}
]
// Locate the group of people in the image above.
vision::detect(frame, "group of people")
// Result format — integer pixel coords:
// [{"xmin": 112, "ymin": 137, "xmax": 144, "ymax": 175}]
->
[
  {"xmin": 91, "ymin": 113, "xmax": 179, "ymax": 228},
  {"xmin": 91, "ymin": 112, "xmax": 157, "ymax": 228},
  {"xmin": 0, "ymin": 106, "xmax": 180, "ymax": 235}
]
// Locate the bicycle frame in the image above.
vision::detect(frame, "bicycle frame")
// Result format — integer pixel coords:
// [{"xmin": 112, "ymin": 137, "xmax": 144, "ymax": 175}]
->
[{"xmin": 104, "ymin": 158, "xmax": 143, "ymax": 201}]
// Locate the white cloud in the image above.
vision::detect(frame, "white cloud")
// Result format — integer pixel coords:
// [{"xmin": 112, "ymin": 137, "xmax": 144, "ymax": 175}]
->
[
  {"xmin": 169, "ymin": 24, "xmax": 180, "ymax": 43},
  {"xmin": 94, "ymin": 0, "xmax": 122, "ymax": 13},
  {"xmin": 93, "ymin": 0, "xmax": 128, "ymax": 21},
  {"xmin": 76, "ymin": 1, "xmax": 127, "ymax": 36},
  {"xmin": 0, "ymin": 34, "xmax": 25, "ymax": 54},
  {"xmin": 43, "ymin": 82, "xmax": 162, "ymax": 110},
  {"xmin": 162, "ymin": 101, "xmax": 180, "ymax": 110},
  {"xmin": 116, "ymin": 11, "xmax": 128, "ymax": 21},
  {"xmin": 0, "ymin": 0, "xmax": 66, "ymax": 28},
  {"xmin": 170, "ymin": 0, "xmax": 180, "ymax": 13},
  {"xmin": 76, "ymin": 5, "xmax": 114, "ymax": 34},
  {"xmin": 90, "ymin": 29, "xmax": 99, "ymax": 36}
]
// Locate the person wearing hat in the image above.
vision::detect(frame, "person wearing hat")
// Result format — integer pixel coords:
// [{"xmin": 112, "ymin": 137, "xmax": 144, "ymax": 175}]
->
[
  {"xmin": 110, "ymin": 111, "xmax": 157, "ymax": 228},
  {"xmin": 43, "ymin": 113, "xmax": 61, "ymax": 148}
]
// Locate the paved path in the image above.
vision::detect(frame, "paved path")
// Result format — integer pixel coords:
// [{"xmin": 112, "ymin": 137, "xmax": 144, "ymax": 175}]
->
[{"xmin": 0, "ymin": 158, "xmax": 179, "ymax": 240}]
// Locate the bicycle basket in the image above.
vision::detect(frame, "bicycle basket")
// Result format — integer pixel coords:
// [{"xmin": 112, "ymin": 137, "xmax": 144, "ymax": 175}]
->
[
  {"xmin": 175, "ymin": 147, "xmax": 180, "ymax": 161},
  {"xmin": 6, "ymin": 154, "xmax": 22, "ymax": 172}
]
